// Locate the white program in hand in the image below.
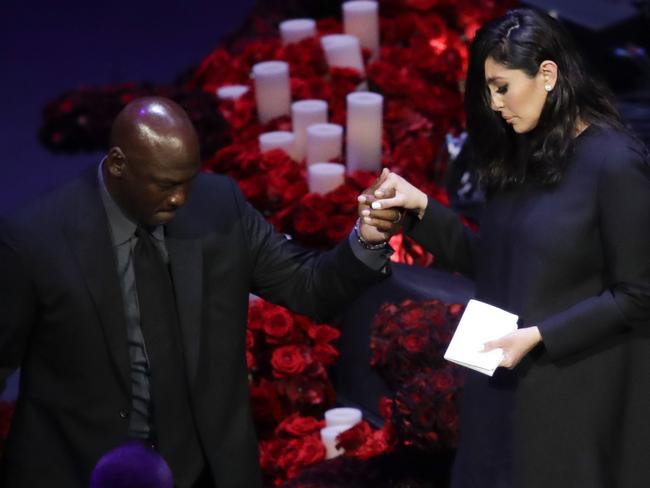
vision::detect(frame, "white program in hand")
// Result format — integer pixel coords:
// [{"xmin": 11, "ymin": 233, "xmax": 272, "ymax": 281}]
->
[{"xmin": 444, "ymin": 299, "xmax": 519, "ymax": 376}]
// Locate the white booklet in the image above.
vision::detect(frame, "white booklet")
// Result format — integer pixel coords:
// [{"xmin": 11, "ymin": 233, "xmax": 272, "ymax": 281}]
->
[{"xmin": 444, "ymin": 299, "xmax": 519, "ymax": 376}]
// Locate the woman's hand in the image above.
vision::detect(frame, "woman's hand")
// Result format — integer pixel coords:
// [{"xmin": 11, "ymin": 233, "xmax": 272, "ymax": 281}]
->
[
  {"xmin": 357, "ymin": 169, "xmax": 401, "ymax": 243},
  {"xmin": 359, "ymin": 171, "xmax": 429, "ymax": 216},
  {"xmin": 483, "ymin": 327, "xmax": 542, "ymax": 369}
]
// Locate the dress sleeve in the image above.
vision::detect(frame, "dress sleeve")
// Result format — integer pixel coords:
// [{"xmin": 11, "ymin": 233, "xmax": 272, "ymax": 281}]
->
[
  {"xmin": 405, "ymin": 196, "xmax": 479, "ymax": 278},
  {"xmin": 537, "ymin": 140, "xmax": 650, "ymax": 360}
]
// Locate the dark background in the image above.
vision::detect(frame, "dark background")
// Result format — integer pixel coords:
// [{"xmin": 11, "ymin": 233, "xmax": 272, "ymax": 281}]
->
[{"xmin": 0, "ymin": 0, "xmax": 256, "ymax": 215}]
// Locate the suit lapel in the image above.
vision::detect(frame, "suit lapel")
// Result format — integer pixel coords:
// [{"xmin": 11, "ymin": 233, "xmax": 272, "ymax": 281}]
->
[
  {"xmin": 165, "ymin": 232, "xmax": 203, "ymax": 387},
  {"xmin": 64, "ymin": 170, "xmax": 131, "ymax": 395}
]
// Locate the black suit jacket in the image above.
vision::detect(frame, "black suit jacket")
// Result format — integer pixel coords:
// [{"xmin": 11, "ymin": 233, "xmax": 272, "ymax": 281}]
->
[{"xmin": 0, "ymin": 168, "xmax": 386, "ymax": 487}]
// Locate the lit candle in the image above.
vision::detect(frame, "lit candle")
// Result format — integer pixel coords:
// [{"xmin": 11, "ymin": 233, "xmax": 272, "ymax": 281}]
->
[
  {"xmin": 320, "ymin": 425, "xmax": 352, "ymax": 460},
  {"xmin": 346, "ymin": 91, "xmax": 383, "ymax": 173},
  {"xmin": 292, "ymin": 99, "xmax": 328, "ymax": 162},
  {"xmin": 308, "ymin": 163, "xmax": 345, "ymax": 194},
  {"xmin": 280, "ymin": 18, "xmax": 317, "ymax": 45},
  {"xmin": 216, "ymin": 84, "xmax": 249, "ymax": 101},
  {"xmin": 325, "ymin": 407, "xmax": 363, "ymax": 427},
  {"xmin": 306, "ymin": 123, "xmax": 343, "ymax": 166},
  {"xmin": 252, "ymin": 61, "xmax": 291, "ymax": 124},
  {"xmin": 343, "ymin": 1, "xmax": 379, "ymax": 59},
  {"xmin": 320, "ymin": 34, "xmax": 365, "ymax": 74},
  {"xmin": 259, "ymin": 131, "xmax": 296, "ymax": 159}
]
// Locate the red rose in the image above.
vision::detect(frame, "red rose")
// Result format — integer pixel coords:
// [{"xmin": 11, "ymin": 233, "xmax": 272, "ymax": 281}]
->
[
  {"xmin": 399, "ymin": 333, "xmax": 425, "ymax": 354},
  {"xmin": 431, "ymin": 369, "xmax": 455, "ymax": 391},
  {"xmin": 275, "ymin": 413, "xmax": 323, "ymax": 438},
  {"xmin": 379, "ymin": 397, "xmax": 394, "ymax": 419},
  {"xmin": 247, "ymin": 301, "xmax": 266, "ymax": 331},
  {"xmin": 313, "ymin": 343, "xmax": 339, "ymax": 367},
  {"xmin": 338, "ymin": 421, "xmax": 392, "ymax": 460},
  {"xmin": 369, "ymin": 339, "xmax": 388, "ymax": 367},
  {"xmin": 246, "ymin": 350, "xmax": 255, "ymax": 370},
  {"xmin": 307, "ymin": 324, "xmax": 340, "ymax": 344},
  {"xmin": 282, "ymin": 377, "xmax": 333, "ymax": 407},
  {"xmin": 263, "ymin": 307, "xmax": 295, "ymax": 343},
  {"xmin": 276, "ymin": 434, "xmax": 326, "ymax": 480},
  {"xmin": 249, "ymin": 379, "xmax": 284, "ymax": 424},
  {"xmin": 258, "ymin": 438, "xmax": 283, "ymax": 471},
  {"xmin": 271, "ymin": 345, "xmax": 308, "ymax": 378}
]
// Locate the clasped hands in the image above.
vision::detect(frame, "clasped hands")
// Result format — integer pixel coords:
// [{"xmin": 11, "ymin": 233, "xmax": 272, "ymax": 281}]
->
[
  {"xmin": 358, "ymin": 168, "xmax": 542, "ymax": 370},
  {"xmin": 356, "ymin": 168, "xmax": 427, "ymax": 244}
]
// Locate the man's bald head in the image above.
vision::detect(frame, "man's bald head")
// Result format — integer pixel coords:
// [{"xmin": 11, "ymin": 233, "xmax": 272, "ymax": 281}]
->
[
  {"xmin": 110, "ymin": 97, "xmax": 199, "ymax": 160},
  {"xmin": 104, "ymin": 97, "xmax": 201, "ymax": 226}
]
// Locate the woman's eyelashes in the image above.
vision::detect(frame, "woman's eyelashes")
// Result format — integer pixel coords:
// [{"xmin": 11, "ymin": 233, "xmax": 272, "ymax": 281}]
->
[{"xmin": 496, "ymin": 84, "xmax": 508, "ymax": 94}]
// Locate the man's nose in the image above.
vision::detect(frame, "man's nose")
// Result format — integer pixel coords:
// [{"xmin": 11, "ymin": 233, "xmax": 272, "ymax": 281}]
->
[{"xmin": 168, "ymin": 188, "xmax": 188, "ymax": 208}]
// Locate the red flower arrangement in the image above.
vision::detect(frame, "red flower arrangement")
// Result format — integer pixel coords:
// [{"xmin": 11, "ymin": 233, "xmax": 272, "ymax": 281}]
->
[
  {"xmin": 247, "ymin": 299, "xmax": 340, "ymax": 485},
  {"xmin": 260, "ymin": 414, "xmax": 326, "ymax": 486},
  {"xmin": 368, "ymin": 299, "xmax": 465, "ymax": 453}
]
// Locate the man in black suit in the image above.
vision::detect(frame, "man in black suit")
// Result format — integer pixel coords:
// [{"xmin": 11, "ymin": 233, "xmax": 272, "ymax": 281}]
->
[{"xmin": 0, "ymin": 97, "xmax": 400, "ymax": 487}]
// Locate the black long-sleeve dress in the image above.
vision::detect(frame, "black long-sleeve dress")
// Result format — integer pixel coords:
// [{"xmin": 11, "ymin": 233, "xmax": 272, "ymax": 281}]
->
[{"xmin": 406, "ymin": 125, "xmax": 650, "ymax": 488}]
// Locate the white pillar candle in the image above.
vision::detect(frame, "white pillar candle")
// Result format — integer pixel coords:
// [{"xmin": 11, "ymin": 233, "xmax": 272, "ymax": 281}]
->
[
  {"xmin": 320, "ymin": 34, "xmax": 365, "ymax": 74},
  {"xmin": 216, "ymin": 84, "xmax": 249, "ymax": 101},
  {"xmin": 320, "ymin": 425, "xmax": 352, "ymax": 460},
  {"xmin": 280, "ymin": 18, "xmax": 317, "ymax": 45},
  {"xmin": 308, "ymin": 163, "xmax": 345, "ymax": 194},
  {"xmin": 252, "ymin": 61, "xmax": 291, "ymax": 124},
  {"xmin": 306, "ymin": 123, "xmax": 343, "ymax": 166},
  {"xmin": 346, "ymin": 91, "xmax": 383, "ymax": 173},
  {"xmin": 325, "ymin": 407, "xmax": 363, "ymax": 427},
  {"xmin": 259, "ymin": 131, "xmax": 296, "ymax": 159},
  {"xmin": 292, "ymin": 99, "xmax": 328, "ymax": 162},
  {"xmin": 343, "ymin": 1, "xmax": 380, "ymax": 59}
]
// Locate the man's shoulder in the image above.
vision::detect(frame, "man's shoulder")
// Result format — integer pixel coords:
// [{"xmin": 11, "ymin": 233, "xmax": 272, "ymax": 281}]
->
[{"xmin": 183, "ymin": 172, "xmax": 244, "ymax": 213}]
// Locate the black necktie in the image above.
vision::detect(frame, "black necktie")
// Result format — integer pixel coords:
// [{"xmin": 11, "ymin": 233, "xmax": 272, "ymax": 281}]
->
[{"xmin": 133, "ymin": 227, "xmax": 205, "ymax": 486}]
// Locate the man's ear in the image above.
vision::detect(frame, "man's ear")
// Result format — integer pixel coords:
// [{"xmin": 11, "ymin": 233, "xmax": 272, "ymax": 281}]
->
[{"xmin": 106, "ymin": 147, "xmax": 127, "ymax": 177}]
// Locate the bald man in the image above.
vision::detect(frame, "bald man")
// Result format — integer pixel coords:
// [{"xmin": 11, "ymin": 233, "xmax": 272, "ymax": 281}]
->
[{"xmin": 0, "ymin": 97, "xmax": 399, "ymax": 487}]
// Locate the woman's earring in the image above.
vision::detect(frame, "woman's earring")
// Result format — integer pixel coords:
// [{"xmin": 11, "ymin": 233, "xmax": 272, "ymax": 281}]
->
[{"xmin": 544, "ymin": 84, "xmax": 553, "ymax": 92}]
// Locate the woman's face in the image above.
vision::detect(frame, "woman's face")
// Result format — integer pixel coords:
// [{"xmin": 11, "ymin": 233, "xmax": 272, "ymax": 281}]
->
[{"xmin": 484, "ymin": 56, "xmax": 550, "ymax": 134}]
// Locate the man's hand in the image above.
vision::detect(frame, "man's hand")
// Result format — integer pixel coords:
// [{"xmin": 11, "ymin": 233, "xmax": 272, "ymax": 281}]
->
[
  {"xmin": 357, "ymin": 169, "xmax": 403, "ymax": 244},
  {"xmin": 483, "ymin": 327, "xmax": 542, "ymax": 369}
]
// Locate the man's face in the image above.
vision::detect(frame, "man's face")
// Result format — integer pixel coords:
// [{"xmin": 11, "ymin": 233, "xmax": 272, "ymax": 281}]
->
[{"xmin": 110, "ymin": 145, "xmax": 200, "ymax": 227}]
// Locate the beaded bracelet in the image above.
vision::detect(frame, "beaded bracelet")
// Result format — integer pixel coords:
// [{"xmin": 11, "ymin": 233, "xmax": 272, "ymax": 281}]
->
[{"xmin": 354, "ymin": 218, "xmax": 388, "ymax": 250}]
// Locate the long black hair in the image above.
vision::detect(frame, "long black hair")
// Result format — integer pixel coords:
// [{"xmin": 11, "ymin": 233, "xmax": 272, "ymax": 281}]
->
[{"xmin": 464, "ymin": 8, "xmax": 622, "ymax": 190}]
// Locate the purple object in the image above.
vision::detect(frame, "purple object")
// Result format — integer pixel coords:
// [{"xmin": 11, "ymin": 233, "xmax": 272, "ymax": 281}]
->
[{"xmin": 90, "ymin": 441, "xmax": 174, "ymax": 488}]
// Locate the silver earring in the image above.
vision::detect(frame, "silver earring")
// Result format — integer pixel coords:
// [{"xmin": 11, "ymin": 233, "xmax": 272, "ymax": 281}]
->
[{"xmin": 544, "ymin": 84, "xmax": 553, "ymax": 92}]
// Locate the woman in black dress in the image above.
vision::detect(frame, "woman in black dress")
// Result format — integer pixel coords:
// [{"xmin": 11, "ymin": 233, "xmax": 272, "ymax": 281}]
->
[{"xmin": 363, "ymin": 8, "xmax": 650, "ymax": 488}]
